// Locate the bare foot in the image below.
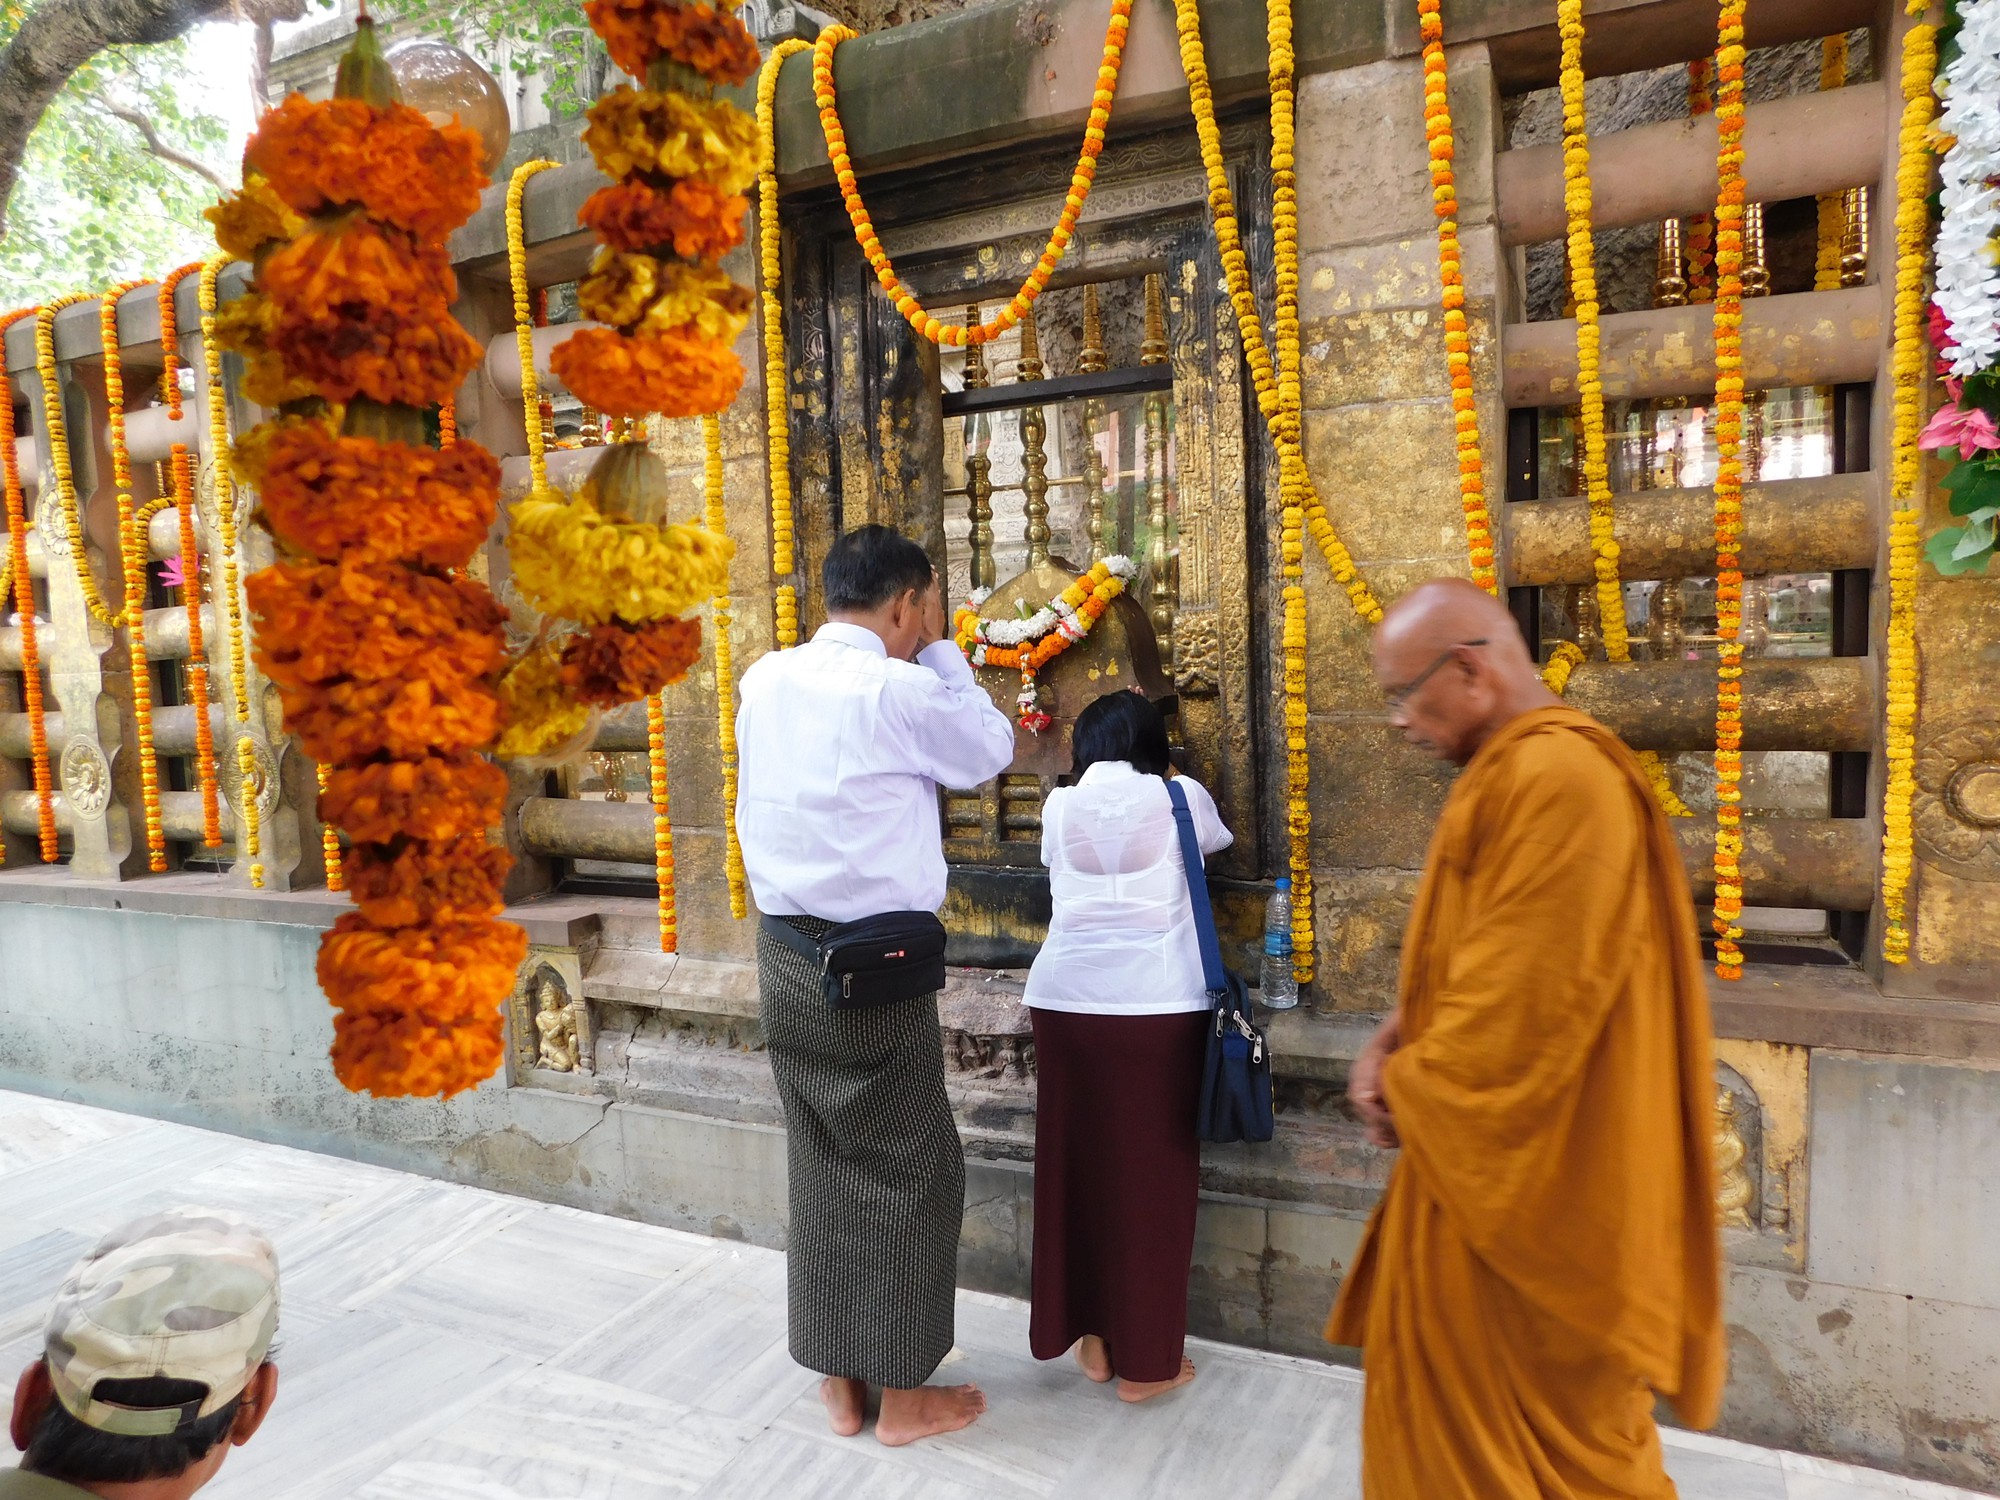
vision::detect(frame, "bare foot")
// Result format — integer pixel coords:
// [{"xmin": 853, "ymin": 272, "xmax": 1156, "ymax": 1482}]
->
[
  {"xmin": 1118, "ymin": 1357, "xmax": 1196, "ymax": 1404},
  {"xmin": 820, "ymin": 1376, "xmax": 866, "ymax": 1437},
  {"xmin": 1074, "ymin": 1335, "xmax": 1113, "ymax": 1384},
  {"xmin": 875, "ymin": 1383, "xmax": 986, "ymax": 1447}
]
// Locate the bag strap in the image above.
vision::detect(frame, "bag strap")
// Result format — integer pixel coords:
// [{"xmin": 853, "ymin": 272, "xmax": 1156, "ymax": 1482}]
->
[
  {"xmin": 1166, "ymin": 779, "xmax": 1227, "ymax": 997},
  {"xmin": 759, "ymin": 914, "xmax": 824, "ymax": 965}
]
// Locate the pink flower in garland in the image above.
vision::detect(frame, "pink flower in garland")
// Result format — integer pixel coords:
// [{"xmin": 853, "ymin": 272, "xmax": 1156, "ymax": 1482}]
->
[
  {"xmin": 1919, "ymin": 403, "xmax": 2000, "ymax": 460},
  {"xmin": 159, "ymin": 554, "xmax": 187, "ymax": 590}
]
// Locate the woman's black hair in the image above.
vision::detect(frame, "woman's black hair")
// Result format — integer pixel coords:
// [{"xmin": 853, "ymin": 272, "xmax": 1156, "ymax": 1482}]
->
[{"xmin": 1070, "ymin": 690, "xmax": 1171, "ymax": 778}]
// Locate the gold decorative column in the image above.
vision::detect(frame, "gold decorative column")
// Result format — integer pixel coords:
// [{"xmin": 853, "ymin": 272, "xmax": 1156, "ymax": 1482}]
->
[
  {"xmin": 1016, "ymin": 306, "xmax": 1051, "ymax": 568},
  {"xmin": 1742, "ymin": 202, "xmax": 1772, "ymax": 658},
  {"xmin": 1840, "ymin": 187, "xmax": 1870, "ymax": 288},
  {"xmin": 1079, "ymin": 284, "xmax": 1109, "ymax": 563},
  {"xmin": 962, "ymin": 304, "xmax": 995, "ymax": 592}
]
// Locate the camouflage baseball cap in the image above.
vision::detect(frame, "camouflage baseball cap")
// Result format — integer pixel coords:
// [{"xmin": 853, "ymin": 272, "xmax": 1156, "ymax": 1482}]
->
[{"xmin": 43, "ymin": 1208, "xmax": 280, "ymax": 1439}]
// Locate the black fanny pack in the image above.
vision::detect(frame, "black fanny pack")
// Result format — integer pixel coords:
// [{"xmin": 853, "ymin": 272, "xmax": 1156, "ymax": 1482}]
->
[{"xmin": 761, "ymin": 911, "xmax": 948, "ymax": 1010}]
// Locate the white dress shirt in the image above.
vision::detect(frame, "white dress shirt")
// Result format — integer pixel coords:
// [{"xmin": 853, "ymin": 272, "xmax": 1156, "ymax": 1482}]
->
[
  {"xmin": 735, "ymin": 622, "xmax": 1017, "ymax": 922},
  {"xmin": 1022, "ymin": 760, "xmax": 1233, "ymax": 1015}
]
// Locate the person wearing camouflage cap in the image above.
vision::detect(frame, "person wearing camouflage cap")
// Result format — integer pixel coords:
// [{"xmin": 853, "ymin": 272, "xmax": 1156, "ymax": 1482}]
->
[{"xmin": 7, "ymin": 1208, "xmax": 280, "ymax": 1499}]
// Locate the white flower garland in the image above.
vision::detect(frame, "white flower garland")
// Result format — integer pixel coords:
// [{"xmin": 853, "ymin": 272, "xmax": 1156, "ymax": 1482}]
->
[
  {"xmin": 960, "ymin": 555, "xmax": 1139, "ymax": 664},
  {"xmin": 1936, "ymin": 0, "xmax": 2000, "ymax": 375}
]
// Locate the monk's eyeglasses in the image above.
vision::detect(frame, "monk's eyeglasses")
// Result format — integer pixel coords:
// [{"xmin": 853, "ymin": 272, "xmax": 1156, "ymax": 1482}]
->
[{"xmin": 1383, "ymin": 639, "xmax": 1488, "ymax": 712}]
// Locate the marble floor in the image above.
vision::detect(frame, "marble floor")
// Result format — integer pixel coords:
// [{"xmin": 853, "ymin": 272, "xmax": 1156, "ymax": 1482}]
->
[{"xmin": 0, "ymin": 1089, "xmax": 1982, "ymax": 1500}]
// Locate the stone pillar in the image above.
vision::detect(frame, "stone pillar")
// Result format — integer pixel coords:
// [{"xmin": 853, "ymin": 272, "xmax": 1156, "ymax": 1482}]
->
[{"xmin": 1294, "ymin": 46, "xmax": 1505, "ymax": 1008}]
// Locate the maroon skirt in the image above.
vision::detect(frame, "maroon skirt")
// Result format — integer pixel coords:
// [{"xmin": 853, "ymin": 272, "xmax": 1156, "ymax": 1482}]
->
[{"xmin": 1028, "ymin": 1006, "xmax": 1207, "ymax": 1383}]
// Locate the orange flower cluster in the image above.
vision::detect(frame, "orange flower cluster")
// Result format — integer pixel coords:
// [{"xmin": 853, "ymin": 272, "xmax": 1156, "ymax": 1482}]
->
[
  {"xmin": 259, "ymin": 218, "xmax": 482, "ymax": 407},
  {"xmin": 211, "ymin": 294, "xmax": 318, "ymax": 409},
  {"xmin": 246, "ymin": 94, "xmax": 486, "ymax": 242},
  {"xmin": 234, "ymin": 18, "xmax": 522, "ymax": 1098},
  {"xmin": 550, "ymin": 326, "xmax": 744, "ymax": 420},
  {"xmin": 0, "ymin": 307, "xmax": 55, "ymax": 863},
  {"xmin": 560, "ymin": 617, "xmax": 703, "ymax": 707},
  {"xmin": 579, "ymin": 179, "xmax": 749, "ymax": 261},
  {"xmin": 253, "ymin": 425, "xmax": 498, "ymax": 570},
  {"xmin": 561, "ymin": 0, "xmax": 757, "ymax": 419},
  {"xmin": 584, "ymin": 0, "xmax": 760, "ymax": 84}
]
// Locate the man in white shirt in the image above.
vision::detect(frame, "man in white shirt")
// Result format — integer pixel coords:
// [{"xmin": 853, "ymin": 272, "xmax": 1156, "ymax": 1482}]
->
[{"xmin": 735, "ymin": 525, "xmax": 1016, "ymax": 1448}]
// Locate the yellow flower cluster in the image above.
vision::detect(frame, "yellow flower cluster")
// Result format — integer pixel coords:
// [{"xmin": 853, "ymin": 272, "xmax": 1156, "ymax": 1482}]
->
[
  {"xmin": 496, "ymin": 642, "xmax": 593, "ymax": 760},
  {"xmin": 1172, "ymin": 0, "xmax": 1381, "ymax": 630},
  {"xmin": 647, "ymin": 693, "xmax": 677, "ymax": 952},
  {"xmin": 583, "ymin": 88, "xmax": 759, "ymax": 194},
  {"xmin": 577, "ymin": 251, "xmax": 753, "ymax": 344},
  {"xmin": 507, "ymin": 160, "xmax": 561, "ymax": 499},
  {"xmin": 1557, "ymin": 0, "xmax": 1629, "ymax": 664},
  {"xmin": 1710, "ymin": 0, "xmax": 1750, "ymax": 978},
  {"xmin": 201, "ymin": 256, "xmax": 260, "ymax": 887},
  {"xmin": 1882, "ymin": 10, "xmax": 1938, "ymax": 965},
  {"xmin": 702, "ymin": 412, "xmax": 747, "ymax": 919},
  {"xmin": 1419, "ymin": 0, "xmax": 1495, "ymax": 595},
  {"xmin": 205, "ymin": 174, "xmax": 304, "ymax": 262},
  {"xmin": 757, "ymin": 41, "xmax": 809, "ymax": 646},
  {"xmin": 100, "ymin": 284, "xmax": 167, "ymax": 872},
  {"xmin": 1539, "ymin": 641, "xmax": 1585, "ymax": 695},
  {"xmin": 508, "ymin": 491, "xmax": 736, "ymax": 626},
  {"xmin": 238, "ymin": 736, "xmax": 263, "ymax": 890},
  {"xmin": 317, "ymin": 761, "xmax": 344, "ymax": 891},
  {"xmin": 1815, "ymin": 35, "xmax": 1849, "ymax": 292}
]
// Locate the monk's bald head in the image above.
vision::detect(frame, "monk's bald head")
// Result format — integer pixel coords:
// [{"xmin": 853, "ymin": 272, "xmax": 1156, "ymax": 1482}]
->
[{"xmin": 1373, "ymin": 578, "xmax": 1557, "ymax": 766}]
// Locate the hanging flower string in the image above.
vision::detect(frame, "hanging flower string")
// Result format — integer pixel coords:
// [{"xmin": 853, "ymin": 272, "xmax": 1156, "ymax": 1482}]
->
[
  {"xmin": 158, "ymin": 263, "xmax": 224, "ymax": 848},
  {"xmin": 647, "ymin": 691, "xmax": 678, "ymax": 952},
  {"xmin": 34, "ymin": 294, "xmax": 126, "ymax": 636},
  {"xmin": 1882, "ymin": 6, "xmax": 1941, "ymax": 964},
  {"xmin": 811, "ymin": 0, "xmax": 1131, "ymax": 347},
  {"xmin": 1419, "ymin": 0, "xmax": 1495, "ymax": 595},
  {"xmin": 955, "ymin": 557, "xmax": 1137, "ymax": 732},
  {"xmin": 757, "ymin": 40, "xmax": 809, "ymax": 647},
  {"xmin": 1686, "ymin": 59, "xmax": 1716, "ymax": 302},
  {"xmin": 506, "ymin": 159, "xmax": 560, "ymax": 498},
  {"xmin": 1710, "ymin": 0, "xmax": 1750, "ymax": 979},
  {"xmin": 702, "ymin": 411, "xmax": 747, "ymax": 919},
  {"xmin": 198, "ymin": 256, "xmax": 262, "ymax": 886},
  {"xmin": 100, "ymin": 283, "xmax": 168, "ymax": 871},
  {"xmin": 0, "ymin": 305, "xmax": 57, "ymax": 861}
]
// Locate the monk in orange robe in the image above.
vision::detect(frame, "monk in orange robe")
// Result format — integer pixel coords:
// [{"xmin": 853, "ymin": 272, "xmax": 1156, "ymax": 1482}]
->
[{"xmin": 1325, "ymin": 579, "xmax": 1725, "ymax": 1499}]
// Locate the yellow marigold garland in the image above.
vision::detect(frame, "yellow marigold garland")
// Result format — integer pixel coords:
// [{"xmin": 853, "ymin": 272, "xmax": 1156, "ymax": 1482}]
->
[
  {"xmin": 1686, "ymin": 60, "xmax": 1716, "ymax": 302},
  {"xmin": 34, "ymin": 293, "xmax": 124, "ymax": 632},
  {"xmin": 200, "ymin": 255, "xmax": 261, "ymax": 887},
  {"xmin": 757, "ymin": 40, "xmax": 809, "ymax": 646},
  {"xmin": 703, "ymin": 411, "xmax": 746, "ymax": 919},
  {"xmin": 1711, "ymin": 0, "xmax": 1750, "ymax": 978},
  {"xmin": 1171, "ymin": 0, "xmax": 1380, "ymax": 627},
  {"xmin": 100, "ymin": 284, "xmax": 167, "ymax": 871},
  {"xmin": 1816, "ymin": 35, "xmax": 1850, "ymax": 292},
  {"xmin": 1539, "ymin": 640, "xmax": 1586, "ymax": 695},
  {"xmin": 318, "ymin": 761, "xmax": 344, "ymax": 890},
  {"xmin": 507, "ymin": 491, "xmax": 734, "ymax": 625},
  {"xmin": 507, "ymin": 160, "xmax": 562, "ymax": 498},
  {"xmin": 159, "ymin": 264, "xmax": 224, "ymax": 849},
  {"xmin": 647, "ymin": 691, "xmax": 677, "ymax": 953},
  {"xmin": 1882, "ymin": 8, "xmax": 1938, "ymax": 965},
  {"xmin": 0, "ymin": 306, "xmax": 57, "ymax": 861},
  {"xmin": 1418, "ymin": 0, "xmax": 1495, "ymax": 594},
  {"xmin": 810, "ymin": 2, "xmax": 1131, "ymax": 347}
]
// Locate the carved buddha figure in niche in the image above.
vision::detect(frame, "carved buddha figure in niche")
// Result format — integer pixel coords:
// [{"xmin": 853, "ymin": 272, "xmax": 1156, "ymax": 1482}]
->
[{"xmin": 533, "ymin": 970, "xmax": 581, "ymax": 1073}]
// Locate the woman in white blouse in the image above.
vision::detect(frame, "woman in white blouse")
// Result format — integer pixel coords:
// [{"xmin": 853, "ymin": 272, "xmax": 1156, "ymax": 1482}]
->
[{"xmin": 1024, "ymin": 690, "xmax": 1231, "ymax": 1403}]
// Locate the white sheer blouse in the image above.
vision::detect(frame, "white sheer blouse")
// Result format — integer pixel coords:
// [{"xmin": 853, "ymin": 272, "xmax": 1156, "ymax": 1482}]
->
[{"xmin": 1022, "ymin": 760, "xmax": 1233, "ymax": 1015}]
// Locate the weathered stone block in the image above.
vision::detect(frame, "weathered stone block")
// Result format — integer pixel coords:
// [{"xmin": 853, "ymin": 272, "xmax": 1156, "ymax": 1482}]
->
[
  {"xmin": 1188, "ymin": 1199, "xmax": 1270, "ymax": 1349},
  {"xmin": 1310, "ymin": 869, "xmax": 1424, "ymax": 1014},
  {"xmin": 1303, "ymin": 558, "xmax": 1473, "ymax": 717},
  {"xmin": 1308, "ymin": 718, "xmax": 1456, "ymax": 872},
  {"xmin": 960, "ymin": 1156, "xmax": 1031, "ymax": 1298},
  {"xmin": 1299, "ymin": 398, "xmax": 1479, "ymax": 560},
  {"xmin": 1907, "ymin": 1297, "xmax": 2000, "ymax": 1489},
  {"xmin": 1810, "ymin": 1052, "xmax": 2000, "ymax": 1311},
  {"xmin": 609, "ymin": 1100, "xmax": 789, "ymax": 1247}
]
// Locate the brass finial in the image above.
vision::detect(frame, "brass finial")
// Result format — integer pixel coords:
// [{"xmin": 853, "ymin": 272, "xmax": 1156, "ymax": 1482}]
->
[
  {"xmin": 1840, "ymin": 186, "xmax": 1870, "ymax": 289},
  {"xmin": 1653, "ymin": 219, "xmax": 1689, "ymax": 308},
  {"xmin": 579, "ymin": 406, "xmax": 605, "ymax": 445},
  {"xmin": 1079, "ymin": 284, "xmax": 1108, "ymax": 374},
  {"xmin": 1140, "ymin": 273, "xmax": 1168, "ymax": 365},
  {"xmin": 1741, "ymin": 202, "xmax": 1771, "ymax": 300},
  {"xmin": 1016, "ymin": 305, "xmax": 1044, "ymax": 383},
  {"xmin": 962, "ymin": 306, "xmax": 989, "ymax": 389}
]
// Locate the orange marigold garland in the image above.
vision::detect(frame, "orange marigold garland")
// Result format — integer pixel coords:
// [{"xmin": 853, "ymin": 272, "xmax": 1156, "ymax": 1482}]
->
[
  {"xmin": 1711, "ymin": 0, "xmax": 1750, "ymax": 979},
  {"xmin": 100, "ymin": 283, "xmax": 168, "ymax": 871},
  {"xmin": 159, "ymin": 265, "xmax": 224, "ymax": 848},
  {"xmin": 1418, "ymin": 0, "xmax": 1495, "ymax": 594},
  {"xmin": 233, "ymin": 16, "xmax": 523, "ymax": 1097},
  {"xmin": 648, "ymin": 692, "xmax": 677, "ymax": 953},
  {"xmin": 1686, "ymin": 58, "xmax": 1717, "ymax": 302},
  {"xmin": 0, "ymin": 306, "xmax": 57, "ymax": 862},
  {"xmin": 811, "ymin": 0, "xmax": 1131, "ymax": 347}
]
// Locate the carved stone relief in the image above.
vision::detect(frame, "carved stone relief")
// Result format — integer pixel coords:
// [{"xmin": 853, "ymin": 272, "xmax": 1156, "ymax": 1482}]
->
[
  {"xmin": 508, "ymin": 946, "xmax": 592, "ymax": 1079},
  {"xmin": 1713, "ymin": 1040, "xmax": 1809, "ymax": 1269},
  {"xmin": 58, "ymin": 739, "xmax": 111, "ymax": 819},
  {"xmin": 947, "ymin": 1030, "xmax": 1036, "ymax": 1079},
  {"xmin": 1914, "ymin": 716, "xmax": 2000, "ymax": 881}
]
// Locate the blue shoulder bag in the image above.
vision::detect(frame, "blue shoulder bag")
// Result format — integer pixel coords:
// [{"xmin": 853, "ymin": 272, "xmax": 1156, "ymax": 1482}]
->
[{"xmin": 1166, "ymin": 779, "xmax": 1275, "ymax": 1145}]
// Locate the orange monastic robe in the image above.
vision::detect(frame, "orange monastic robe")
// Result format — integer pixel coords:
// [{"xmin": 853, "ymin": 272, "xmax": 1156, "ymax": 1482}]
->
[{"xmin": 1326, "ymin": 706, "xmax": 1725, "ymax": 1499}]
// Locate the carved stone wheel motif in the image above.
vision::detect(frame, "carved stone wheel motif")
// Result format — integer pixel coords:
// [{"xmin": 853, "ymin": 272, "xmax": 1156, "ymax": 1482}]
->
[
  {"xmin": 219, "ymin": 736, "xmax": 281, "ymax": 820},
  {"xmin": 1914, "ymin": 717, "xmax": 2000, "ymax": 881},
  {"xmin": 58, "ymin": 739, "xmax": 111, "ymax": 818},
  {"xmin": 196, "ymin": 456, "xmax": 251, "ymax": 539},
  {"xmin": 33, "ymin": 496, "xmax": 70, "ymax": 557}
]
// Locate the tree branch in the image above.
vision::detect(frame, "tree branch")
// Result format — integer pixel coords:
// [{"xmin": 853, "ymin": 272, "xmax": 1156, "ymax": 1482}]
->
[
  {"xmin": 109, "ymin": 104, "xmax": 229, "ymax": 190},
  {"xmin": 0, "ymin": 0, "xmax": 305, "ymax": 241}
]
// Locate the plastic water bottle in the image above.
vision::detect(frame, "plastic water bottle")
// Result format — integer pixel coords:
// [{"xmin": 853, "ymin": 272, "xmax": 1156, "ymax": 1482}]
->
[{"xmin": 1261, "ymin": 878, "xmax": 1299, "ymax": 1010}]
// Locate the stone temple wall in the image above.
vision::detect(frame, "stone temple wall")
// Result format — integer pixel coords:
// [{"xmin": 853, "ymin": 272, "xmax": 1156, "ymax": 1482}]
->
[{"xmin": 4, "ymin": 0, "xmax": 2000, "ymax": 1487}]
